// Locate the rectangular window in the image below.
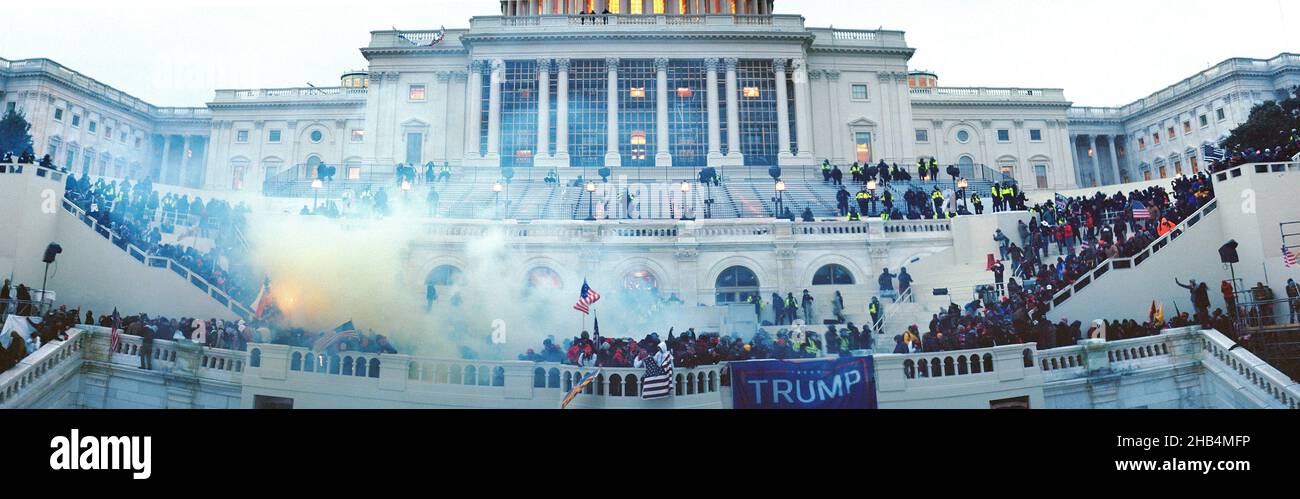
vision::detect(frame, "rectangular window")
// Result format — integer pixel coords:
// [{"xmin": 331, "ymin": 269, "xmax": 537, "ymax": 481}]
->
[
  {"xmin": 1029, "ymin": 129, "xmax": 1043, "ymax": 142},
  {"xmin": 1183, "ymin": 121, "xmax": 1192, "ymax": 134},
  {"xmin": 1034, "ymin": 164, "xmax": 1048, "ymax": 189},
  {"xmin": 1190, "ymin": 156, "xmax": 1199, "ymax": 171},
  {"xmin": 236, "ymin": 130, "xmax": 249, "ymax": 143},
  {"xmin": 1216, "ymin": 108, "xmax": 1226, "ymax": 121},
  {"xmin": 668, "ymin": 60, "xmax": 709, "ymax": 167},
  {"xmin": 408, "ymin": 84, "xmax": 426, "ymax": 102},
  {"xmin": 351, "ymin": 129, "xmax": 365, "ymax": 142},
  {"xmin": 88, "ymin": 121, "xmax": 97, "ymax": 133},
  {"xmin": 737, "ymin": 59, "xmax": 779, "ymax": 165},
  {"xmin": 120, "ymin": 132, "xmax": 127, "ymax": 143},
  {"xmin": 915, "ymin": 129, "xmax": 929, "ymax": 143},
  {"xmin": 135, "ymin": 137, "xmax": 142, "ymax": 149},
  {"xmin": 1153, "ymin": 133, "xmax": 1160, "ymax": 145},
  {"xmin": 54, "ymin": 108, "xmax": 64, "ymax": 121},
  {"xmin": 855, "ymin": 132, "xmax": 872, "ymax": 164},
  {"xmin": 566, "ymin": 59, "xmax": 608, "ymax": 167},
  {"xmin": 1174, "ymin": 160, "xmax": 1183, "ymax": 176},
  {"xmin": 268, "ymin": 129, "xmax": 282, "ymax": 143},
  {"xmin": 1199, "ymin": 115, "xmax": 1208, "ymax": 128},
  {"xmin": 1167, "ymin": 126, "xmax": 1175, "ymax": 139},
  {"xmin": 1138, "ymin": 138, "xmax": 1146, "ymax": 150},
  {"xmin": 997, "ymin": 129, "xmax": 1010, "ymax": 142},
  {"xmin": 851, "ymin": 84, "xmax": 868, "ymax": 100},
  {"xmin": 105, "ymin": 126, "xmax": 112, "ymax": 138},
  {"xmin": 501, "ymin": 60, "xmax": 539, "ymax": 167},
  {"xmin": 71, "ymin": 114, "xmax": 81, "ymax": 127},
  {"xmin": 347, "ymin": 166, "xmax": 361, "ymax": 180}
]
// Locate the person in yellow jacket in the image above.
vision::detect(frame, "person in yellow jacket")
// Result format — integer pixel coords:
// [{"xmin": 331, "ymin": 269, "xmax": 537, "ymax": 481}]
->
[
  {"xmin": 1000, "ymin": 184, "xmax": 1015, "ymax": 211},
  {"xmin": 855, "ymin": 188, "xmax": 870, "ymax": 215},
  {"xmin": 990, "ymin": 183, "xmax": 1002, "ymax": 213},
  {"xmin": 930, "ymin": 187, "xmax": 945, "ymax": 219},
  {"xmin": 917, "ymin": 159, "xmax": 928, "ymax": 181},
  {"xmin": 850, "ymin": 162, "xmax": 862, "ymax": 183},
  {"xmin": 970, "ymin": 192, "xmax": 983, "ymax": 215},
  {"xmin": 847, "ymin": 209, "xmax": 861, "ymax": 221}
]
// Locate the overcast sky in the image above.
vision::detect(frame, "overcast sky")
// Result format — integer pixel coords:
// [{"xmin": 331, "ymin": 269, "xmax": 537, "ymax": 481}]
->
[{"xmin": 2, "ymin": 0, "xmax": 1295, "ymax": 107}]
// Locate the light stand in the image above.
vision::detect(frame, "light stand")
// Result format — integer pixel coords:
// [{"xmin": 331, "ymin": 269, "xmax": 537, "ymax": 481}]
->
[
  {"xmin": 311, "ymin": 178, "xmax": 324, "ymax": 211},
  {"xmin": 585, "ymin": 181, "xmax": 596, "ymax": 221},
  {"xmin": 774, "ymin": 179, "xmax": 786, "ymax": 218},
  {"xmin": 493, "ymin": 181, "xmax": 503, "ymax": 219},
  {"xmin": 680, "ymin": 180, "xmax": 691, "ymax": 221}
]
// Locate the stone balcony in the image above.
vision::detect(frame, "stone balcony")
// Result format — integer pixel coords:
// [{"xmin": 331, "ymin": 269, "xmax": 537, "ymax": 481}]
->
[
  {"xmin": 210, "ymin": 86, "xmax": 368, "ymax": 104},
  {"xmin": 909, "ymin": 86, "xmax": 1069, "ymax": 105}
]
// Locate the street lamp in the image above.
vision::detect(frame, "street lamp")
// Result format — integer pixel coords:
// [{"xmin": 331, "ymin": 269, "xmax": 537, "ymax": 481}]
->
[
  {"xmin": 773, "ymin": 179, "xmax": 787, "ymax": 218},
  {"xmin": 585, "ymin": 180, "xmax": 597, "ymax": 221},
  {"xmin": 957, "ymin": 178, "xmax": 969, "ymax": 215},
  {"xmin": 866, "ymin": 179, "xmax": 878, "ymax": 216},
  {"xmin": 493, "ymin": 181, "xmax": 503, "ymax": 219},
  {"xmin": 679, "ymin": 180, "xmax": 691, "ymax": 220},
  {"xmin": 311, "ymin": 178, "xmax": 324, "ymax": 211}
]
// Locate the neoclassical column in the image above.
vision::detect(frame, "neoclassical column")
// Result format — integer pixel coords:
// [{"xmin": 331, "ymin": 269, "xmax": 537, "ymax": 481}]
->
[
  {"xmin": 1068, "ymin": 133, "xmax": 1080, "ymax": 186},
  {"xmin": 160, "ymin": 134, "xmax": 172, "ymax": 183},
  {"xmin": 773, "ymin": 58, "xmax": 792, "ymax": 160},
  {"xmin": 465, "ymin": 61, "xmax": 484, "ymax": 158},
  {"xmin": 1107, "ymin": 135, "xmax": 1122, "ymax": 184},
  {"xmin": 724, "ymin": 57, "xmax": 743, "ymax": 164},
  {"xmin": 604, "ymin": 57, "xmax": 621, "ymax": 167},
  {"xmin": 536, "ymin": 59, "xmax": 551, "ymax": 162},
  {"xmin": 1087, "ymin": 134, "xmax": 1100, "ymax": 187},
  {"xmin": 180, "ymin": 135, "xmax": 192, "ymax": 187},
  {"xmin": 792, "ymin": 59, "xmax": 813, "ymax": 160},
  {"xmin": 555, "ymin": 59, "xmax": 571, "ymax": 165},
  {"xmin": 654, "ymin": 57, "xmax": 672, "ymax": 166},
  {"xmin": 705, "ymin": 58, "xmax": 722, "ymax": 164},
  {"xmin": 486, "ymin": 59, "xmax": 504, "ymax": 162}
]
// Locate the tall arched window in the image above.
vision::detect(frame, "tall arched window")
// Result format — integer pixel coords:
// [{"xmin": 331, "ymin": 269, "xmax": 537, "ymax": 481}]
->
[
  {"xmin": 812, "ymin": 264, "xmax": 855, "ymax": 286},
  {"xmin": 622, "ymin": 269, "xmax": 659, "ymax": 291},
  {"xmin": 525, "ymin": 267, "xmax": 563, "ymax": 290},
  {"xmin": 714, "ymin": 265, "xmax": 758, "ymax": 304},
  {"xmin": 958, "ymin": 155, "xmax": 975, "ymax": 178},
  {"xmin": 426, "ymin": 265, "xmax": 465, "ymax": 303}
]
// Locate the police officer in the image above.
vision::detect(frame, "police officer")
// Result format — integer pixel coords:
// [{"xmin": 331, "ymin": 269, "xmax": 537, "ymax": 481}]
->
[
  {"xmin": 821, "ymin": 160, "xmax": 832, "ymax": 182},
  {"xmin": 836, "ymin": 186, "xmax": 850, "ymax": 216},
  {"xmin": 990, "ymin": 182, "xmax": 1003, "ymax": 212},
  {"xmin": 855, "ymin": 187, "xmax": 870, "ymax": 215},
  {"xmin": 930, "ymin": 186, "xmax": 945, "ymax": 219},
  {"xmin": 847, "ymin": 208, "xmax": 861, "ymax": 222},
  {"xmin": 917, "ymin": 158, "xmax": 927, "ymax": 181},
  {"xmin": 971, "ymin": 191, "xmax": 984, "ymax": 215},
  {"xmin": 850, "ymin": 162, "xmax": 862, "ymax": 183},
  {"xmin": 1001, "ymin": 183, "xmax": 1017, "ymax": 211},
  {"xmin": 869, "ymin": 297, "xmax": 884, "ymax": 334}
]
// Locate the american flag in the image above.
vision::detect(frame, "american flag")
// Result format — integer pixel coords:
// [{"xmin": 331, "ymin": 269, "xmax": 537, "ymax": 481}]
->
[
  {"xmin": 108, "ymin": 308, "xmax": 122, "ymax": 353},
  {"xmin": 312, "ymin": 320, "xmax": 358, "ymax": 352},
  {"xmin": 640, "ymin": 349, "xmax": 675, "ymax": 400},
  {"xmin": 1202, "ymin": 143, "xmax": 1227, "ymax": 162},
  {"xmin": 1131, "ymin": 200, "xmax": 1151, "ymax": 220},
  {"xmin": 572, "ymin": 280, "xmax": 601, "ymax": 315},
  {"xmin": 1285, "ymin": 246, "xmax": 1298, "ymax": 268}
]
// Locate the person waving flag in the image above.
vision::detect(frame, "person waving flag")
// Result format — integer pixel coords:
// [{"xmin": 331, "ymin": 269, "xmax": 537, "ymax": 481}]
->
[
  {"xmin": 573, "ymin": 280, "xmax": 601, "ymax": 315},
  {"xmin": 1284, "ymin": 246, "xmax": 1297, "ymax": 268}
]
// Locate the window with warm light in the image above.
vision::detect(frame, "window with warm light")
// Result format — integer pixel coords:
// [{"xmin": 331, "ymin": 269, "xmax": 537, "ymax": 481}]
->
[
  {"xmin": 630, "ymin": 131, "xmax": 647, "ymax": 160},
  {"xmin": 742, "ymin": 86, "xmax": 760, "ymax": 98},
  {"xmin": 631, "ymin": 0, "xmax": 643, "ymax": 14},
  {"xmin": 630, "ymin": 87, "xmax": 646, "ymax": 98},
  {"xmin": 1183, "ymin": 121, "xmax": 1192, "ymax": 134},
  {"xmin": 729, "ymin": 0, "xmax": 737, "ymax": 13},
  {"xmin": 676, "ymin": 87, "xmax": 693, "ymax": 98},
  {"xmin": 347, "ymin": 167, "xmax": 361, "ymax": 180},
  {"xmin": 1190, "ymin": 156, "xmax": 1198, "ymax": 170},
  {"xmin": 409, "ymin": 84, "xmax": 426, "ymax": 101},
  {"xmin": 654, "ymin": 0, "xmax": 665, "ymax": 14},
  {"xmin": 351, "ymin": 129, "xmax": 365, "ymax": 142}
]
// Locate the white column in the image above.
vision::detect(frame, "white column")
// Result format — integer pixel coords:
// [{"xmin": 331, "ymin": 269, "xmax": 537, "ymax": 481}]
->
[
  {"xmin": 724, "ymin": 57, "xmax": 743, "ymax": 164},
  {"xmin": 536, "ymin": 59, "xmax": 551, "ymax": 162},
  {"xmin": 792, "ymin": 59, "xmax": 813, "ymax": 160},
  {"xmin": 773, "ymin": 58, "xmax": 793, "ymax": 161},
  {"xmin": 1088, "ymin": 135, "xmax": 1100, "ymax": 187},
  {"xmin": 555, "ymin": 59, "xmax": 571, "ymax": 165},
  {"xmin": 1107, "ymin": 135, "xmax": 1122, "ymax": 184},
  {"xmin": 465, "ymin": 61, "xmax": 484, "ymax": 159},
  {"xmin": 486, "ymin": 59, "xmax": 504, "ymax": 162},
  {"xmin": 705, "ymin": 58, "xmax": 723, "ymax": 164},
  {"xmin": 160, "ymin": 135, "xmax": 172, "ymax": 183},
  {"xmin": 604, "ymin": 57, "xmax": 621, "ymax": 167},
  {"xmin": 179, "ymin": 135, "xmax": 192, "ymax": 187},
  {"xmin": 654, "ymin": 57, "xmax": 672, "ymax": 166}
]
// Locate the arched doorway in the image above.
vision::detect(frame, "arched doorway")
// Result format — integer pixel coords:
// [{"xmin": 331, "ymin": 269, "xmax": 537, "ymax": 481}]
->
[
  {"xmin": 812, "ymin": 264, "xmax": 855, "ymax": 286},
  {"xmin": 425, "ymin": 265, "xmax": 465, "ymax": 305},
  {"xmin": 525, "ymin": 267, "xmax": 563, "ymax": 290}
]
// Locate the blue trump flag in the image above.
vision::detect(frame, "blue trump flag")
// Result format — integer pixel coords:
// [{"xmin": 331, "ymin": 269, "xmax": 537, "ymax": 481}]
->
[{"xmin": 729, "ymin": 356, "xmax": 877, "ymax": 409}]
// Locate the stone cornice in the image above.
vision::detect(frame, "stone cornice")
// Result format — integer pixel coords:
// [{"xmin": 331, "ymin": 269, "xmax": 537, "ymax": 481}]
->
[
  {"xmin": 458, "ymin": 31, "xmax": 816, "ymax": 46},
  {"xmin": 206, "ymin": 100, "xmax": 367, "ymax": 111},
  {"xmin": 911, "ymin": 99, "xmax": 1073, "ymax": 109}
]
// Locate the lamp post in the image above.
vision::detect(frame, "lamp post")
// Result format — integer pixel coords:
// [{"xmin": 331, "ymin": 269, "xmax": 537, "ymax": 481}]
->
[
  {"xmin": 679, "ymin": 180, "xmax": 691, "ymax": 221},
  {"xmin": 401, "ymin": 180, "xmax": 412, "ymax": 208},
  {"xmin": 493, "ymin": 181, "xmax": 503, "ymax": 219},
  {"xmin": 957, "ymin": 177, "xmax": 969, "ymax": 215},
  {"xmin": 773, "ymin": 179, "xmax": 786, "ymax": 218},
  {"xmin": 866, "ymin": 179, "xmax": 878, "ymax": 217},
  {"xmin": 585, "ymin": 180, "xmax": 597, "ymax": 221},
  {"xmin": 311, "ymin": 178, "xmax": 324, "ymax": 211}
]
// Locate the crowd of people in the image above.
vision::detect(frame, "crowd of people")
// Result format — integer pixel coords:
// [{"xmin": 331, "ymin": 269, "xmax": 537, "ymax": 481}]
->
[
  {"xmin": 1208, "ymin": 128, "xmax": 1300, "ymax": 173},
  {"xmin": 63, "ymin": 174, "xmax": 259, "ymax": 304}
]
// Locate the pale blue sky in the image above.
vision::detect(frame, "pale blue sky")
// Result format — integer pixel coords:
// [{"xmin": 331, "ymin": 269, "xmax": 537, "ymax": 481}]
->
[{"xmin": 1, "ymin": 0, "xmax": 1295, "ymax": 107}]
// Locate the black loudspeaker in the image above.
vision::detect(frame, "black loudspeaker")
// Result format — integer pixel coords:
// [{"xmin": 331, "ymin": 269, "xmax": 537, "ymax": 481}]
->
[
  {"xmin": 42, "ymin": 243, "xmax": 63, "ymax": 263},
  {"xmin": 1219, "ymin": 240, "xmax": 1239, "ymax": 264}
]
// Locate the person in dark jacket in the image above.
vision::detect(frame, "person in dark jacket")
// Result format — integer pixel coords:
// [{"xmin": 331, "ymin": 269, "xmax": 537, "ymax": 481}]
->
[
  {"xmin": 892, "ymin": 334, "xmax": 908, "ymax": 354},
  {"xmin": 897, "ymin": 268, "xmax": 913, "ymax": 301}
]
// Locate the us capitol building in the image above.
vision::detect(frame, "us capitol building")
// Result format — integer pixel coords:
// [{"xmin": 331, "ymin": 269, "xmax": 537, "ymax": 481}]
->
[{"xmin": 2, "ymin": 0, "xmax": 1294, "ymax": 194}]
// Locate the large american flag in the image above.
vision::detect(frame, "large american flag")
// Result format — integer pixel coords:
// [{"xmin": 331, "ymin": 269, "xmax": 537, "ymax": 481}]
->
[
  {"xmin": 1202, "ymin": 143, "xmax": 1227, "ymax": 163},
  {"xmin": 1285, "ymin": 246, "xmax": 1298, "ymax": 268},
  {"xmin": 108, "ymin": 308, "xmax": 122, "ymax": 353},
  {"xmin": 640, "ymin": 350, "xmax": 675, "ymax": 400},
  {"xmin": 572, "ymin": 280, "xmax": 602, "ymax": 315}
]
